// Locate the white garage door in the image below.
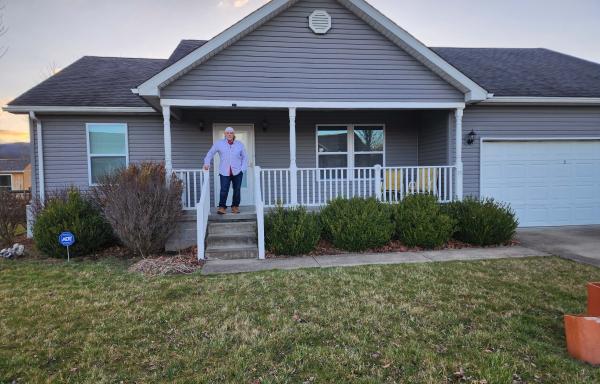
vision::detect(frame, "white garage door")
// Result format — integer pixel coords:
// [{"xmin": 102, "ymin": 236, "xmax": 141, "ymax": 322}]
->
[{"xmin": 480, "ymin": 140, "xmax": 600, "ymax": 227}]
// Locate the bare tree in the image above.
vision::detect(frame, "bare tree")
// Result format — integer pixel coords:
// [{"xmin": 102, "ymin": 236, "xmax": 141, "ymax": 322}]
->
[
  {"xmin": 41, "ymin": 61, "xmax": 60, "ymax": 79},
  {"xmin": 0, "ymin": 2, "xmax": 7, "ymax": 59}
]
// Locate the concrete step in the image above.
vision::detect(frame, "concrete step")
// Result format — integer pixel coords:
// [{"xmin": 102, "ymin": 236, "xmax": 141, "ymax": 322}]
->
[
  {"xmin": 208, "ymin": 211, "xmax": 256, "ymax": 222},
  {"xmin": 207, "ymin": 233, "xmax": 257, "ymax": 247},
  {"xmin": 208, "ymin": 221, "xmax": 256, "ymax": 235},
  {"xmin": 206, "ymin": 245, "xmax": 258, "ymax": 260}
]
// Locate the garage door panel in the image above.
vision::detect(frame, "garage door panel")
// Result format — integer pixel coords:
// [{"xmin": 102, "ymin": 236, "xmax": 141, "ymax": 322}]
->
[{"xmin": 481, "ymin": 140, "xmax": 600, "ymax": 227}]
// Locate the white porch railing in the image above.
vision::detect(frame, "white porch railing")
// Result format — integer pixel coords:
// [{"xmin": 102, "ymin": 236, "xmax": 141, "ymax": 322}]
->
[
  {"xmin": 195, "ymin": 169, "xmax": 211, "ymax": 260},
  {"xmin": 259, "ymin": 165, "xmax": 456, "ymax": 207},
  {"xmin": 173, "ymin": 169, "xmax": 206, "ymax": 210}
]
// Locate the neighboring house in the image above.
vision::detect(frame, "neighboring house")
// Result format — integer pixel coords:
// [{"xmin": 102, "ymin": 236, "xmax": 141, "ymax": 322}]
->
[
  {"xmin": 4, "ymin": 0, "xmax": 600, "ymax": 257},
  {"xmin": 0, "ymin": 159, "xmax": 31, "ymax": 192}
]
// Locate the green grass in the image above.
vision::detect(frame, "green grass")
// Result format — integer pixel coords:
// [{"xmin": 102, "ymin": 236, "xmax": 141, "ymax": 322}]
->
[{"xmin": 1, "ymin": 257, "xmax": 599, "ymax": 383}]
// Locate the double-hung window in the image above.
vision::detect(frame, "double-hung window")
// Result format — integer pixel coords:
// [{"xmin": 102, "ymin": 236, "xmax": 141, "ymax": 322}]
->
[
  {"xmin": 317, "ymin": 124, "xmax": 384, "ymax": 175},
  {"xmin": 87, "ymin": 123, "xmax": 128, "ymax": 185},
  {"xmin": 0, "ymin": 175, "xmax": 11, "ymax": 191}
]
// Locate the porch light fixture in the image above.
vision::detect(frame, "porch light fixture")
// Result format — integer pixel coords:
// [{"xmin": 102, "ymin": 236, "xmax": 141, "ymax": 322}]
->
[
  {"xmin": 198, "ymin": 119, "xmax": 205, "ymax": 131},
  {"xmin": 262, "ymin": 118, "xmax": 269, "ymax": 131},
  {"xmin": 467, "ymin": 129, "xmax": 477, "ymax": 145}
]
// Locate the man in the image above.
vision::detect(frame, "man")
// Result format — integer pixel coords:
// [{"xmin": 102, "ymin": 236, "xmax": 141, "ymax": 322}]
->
[{"xmin": 203, "ymin": 127, "xmax": 248, "ymax": 214}]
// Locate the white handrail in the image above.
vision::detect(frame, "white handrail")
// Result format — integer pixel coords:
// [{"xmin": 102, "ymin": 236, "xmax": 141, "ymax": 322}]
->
[
  {"xmin": 254, "ymin": 166, "xmax": 266, "ymax": 259},
  {"xmin": 173, "ymin": 169, "xmax": 204, "ymax": 210},
  {"xmin": 196, "ymin": 169, "xmax": 211, "ymax": 261}
]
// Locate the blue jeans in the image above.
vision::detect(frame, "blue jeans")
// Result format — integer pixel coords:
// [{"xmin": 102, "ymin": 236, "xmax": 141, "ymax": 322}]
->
[{"xmin": 219, "ymin": 172, "xmax": 243, "ymax": 208}]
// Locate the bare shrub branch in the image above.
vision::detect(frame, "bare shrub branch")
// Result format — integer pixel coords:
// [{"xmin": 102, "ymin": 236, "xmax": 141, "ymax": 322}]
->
[{"xmin": 0, "ymin": 190, "xmax": 27, "ymax": 247}]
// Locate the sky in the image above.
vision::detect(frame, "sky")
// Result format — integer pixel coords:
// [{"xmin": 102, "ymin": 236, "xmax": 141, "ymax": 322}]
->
[{"xmin": 0, "ymin": 0, "xmax": 599, "ymax": 144}]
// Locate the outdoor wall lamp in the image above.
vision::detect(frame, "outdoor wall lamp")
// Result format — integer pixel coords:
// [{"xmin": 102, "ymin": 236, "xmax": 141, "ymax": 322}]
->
[
  {"xmin": 262, "ymin": 118, "xmax": 269, "ymax": 131},
  {"xmin": 198, "ymin": 119, "xmax": 205, "ymax": 131},
  {"xmin": 467, "ymin": 129, "xmax": 477, "ymax": 145}
]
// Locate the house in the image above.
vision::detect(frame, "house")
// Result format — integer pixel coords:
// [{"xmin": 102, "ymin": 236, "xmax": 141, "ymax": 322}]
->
[
  {"xmin": 4, "ymin": 0, "xmax": 600, "ymax": 259},
  {"xmin": 0, "ymin": 159, "xmax": 31, "ymax": 192}
]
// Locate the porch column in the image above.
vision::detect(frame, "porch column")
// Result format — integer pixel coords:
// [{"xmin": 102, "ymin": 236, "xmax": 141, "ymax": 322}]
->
[
  {"xmin": 454, "ymin": 108, "xmax": 464, "ymax": 200},
  {"xmin": 289, "ymin": 107, "xmax": 298, "ymax": 206},
  {"xmin": 162, "ymin": 106, "xmax": 173, "ymax": 179}
]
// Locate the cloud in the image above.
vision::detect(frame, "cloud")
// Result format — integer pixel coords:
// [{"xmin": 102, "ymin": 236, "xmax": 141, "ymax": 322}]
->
[
  {"xmin": 218, "ymin": 0, "xmax": 251, "ymax": 8},
  {"xmin": 0, "ymin": 98, "xmax": 29, "ymax": 144}
]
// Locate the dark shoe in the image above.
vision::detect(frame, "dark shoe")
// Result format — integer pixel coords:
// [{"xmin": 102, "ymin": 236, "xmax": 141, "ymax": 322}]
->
[
  {"xmin": 231, "ymin": 206, "xmax": 240, "ymax": 214},
  {"xmin": 217, "ymin": 207, "xmax": 226, "ymax": 215}
]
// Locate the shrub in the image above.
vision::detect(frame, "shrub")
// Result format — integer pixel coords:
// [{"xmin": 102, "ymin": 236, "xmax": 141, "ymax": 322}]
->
[
  {"xmin": 33, "ymin": 188, "xmax": 113, "ymax": 258},
  {"xmin": 91, "ymin": 162, "xmax": 183, "ymax": 257},
  {"xmin": 445, "ymin": 197, "xmax": 518, "ymax": 246},
  {"xmin": 320, "ymin": 197, "xmax": 394, "ymax": 251},
  {"xmin": 0, "ymin": 190, "xmax": 28, "ymax": 247},
  {"xmin": 265, "ymin": 205, "xmax": 321, "ymax": 255},
  {"xmin": 393, "ymin": 194, "xmax": 455, "ymax": 249}
]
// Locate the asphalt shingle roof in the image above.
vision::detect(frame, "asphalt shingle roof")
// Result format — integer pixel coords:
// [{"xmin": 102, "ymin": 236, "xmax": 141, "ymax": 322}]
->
[
  {"xmin": 8, "ymin": 56, "xmax": 166, "ymax": 107},
  {"xmin": 0, "ymin": 159, "xmax": 29, "ymax": 172},
  {"xmin": 7, "ymin": 42, "xmax": 600, "ymax": 108},
  {"xmin": 432, "ymin": 47, "xmax": 600, "ymax": 97}
]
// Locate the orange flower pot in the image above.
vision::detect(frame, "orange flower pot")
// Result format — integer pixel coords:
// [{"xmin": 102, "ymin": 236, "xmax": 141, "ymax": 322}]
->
[
  {"xmin": 564, "ymin": 315, "xmax": 600, "ymax": 365},
  {"xmin": 588, "ymin": 282, "xmax": 600, "ymax": 317}
]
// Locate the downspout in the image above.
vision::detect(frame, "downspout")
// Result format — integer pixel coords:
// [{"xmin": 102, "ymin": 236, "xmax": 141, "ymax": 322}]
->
[{"xmin": 29, "ymin": 111, "xmax": 44, "ymax": 203}]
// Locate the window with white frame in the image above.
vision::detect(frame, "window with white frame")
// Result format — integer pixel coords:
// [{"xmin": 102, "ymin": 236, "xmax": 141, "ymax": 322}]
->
[
  {"xmin": 87, "ymin": 123, "xmax": 128, "ymax": 184},
  {"xmin": 0, "ymin": 175, "xmax": 11, "ymax": 190},
  {"xmin": 317, "ymin": 124, "xmax": 384, "ymax": 170}
]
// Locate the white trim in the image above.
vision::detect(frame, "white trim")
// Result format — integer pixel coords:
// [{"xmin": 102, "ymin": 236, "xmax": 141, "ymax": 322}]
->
[
  {"xmin": 481, "ymin": 97, "xmax": 600, "ymax": 106},
  {"xmin": 160, "ymin": 99, "xmax": 465, "ymax": 110},
  {"xmin": 0, "ymin": 174, "xmax": 12, "ymax": 191},
  {"xmin": 480, "ymin": 136, "xmax": 600, "ymax": 143},
  {"xmin": 162, "ymin": 106, "xmax": 173, "ymax": 176},
  {"xmin": 86, "ymin": 123, "xmax": 130, "ymax": 186},
  {"xmin": 454, "ymin": 108, "xmax": 463, "ymax": 200},
  {"xmin": 315, "ymin": 123, "xmax": 386, "ymax": 175},
  {"xmin": 3, "ymin": 105, "xmax": 157, "ymax": 114},
  {"xmin": 137, "ymin": 0, "xmax": 488, "ymax": 102},
  {"xmin": 29, "ymin": 112, "xmax": 45, "ymax": 202}
]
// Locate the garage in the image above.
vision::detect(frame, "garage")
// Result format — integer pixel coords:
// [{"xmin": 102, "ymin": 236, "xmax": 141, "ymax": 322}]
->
[{"xmin": 480, "ymin": 139, "xmax": 600, "ymax": 227}]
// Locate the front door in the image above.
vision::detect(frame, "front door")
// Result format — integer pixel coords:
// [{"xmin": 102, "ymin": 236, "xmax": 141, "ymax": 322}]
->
[{"xmin": 212, "ymin": 123, "xmax": 255, "ymax": 207}]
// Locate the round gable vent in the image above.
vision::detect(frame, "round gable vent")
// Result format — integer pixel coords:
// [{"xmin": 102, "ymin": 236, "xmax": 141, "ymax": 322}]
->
[{"xmin": 309, "ymin": 10, "xmax": 332, "ymax": 34}]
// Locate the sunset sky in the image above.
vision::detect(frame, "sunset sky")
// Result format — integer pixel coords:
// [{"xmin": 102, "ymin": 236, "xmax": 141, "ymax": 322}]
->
[{"xmin": 1, "ymin": 0, "xmax": 599, "ymax": 144}]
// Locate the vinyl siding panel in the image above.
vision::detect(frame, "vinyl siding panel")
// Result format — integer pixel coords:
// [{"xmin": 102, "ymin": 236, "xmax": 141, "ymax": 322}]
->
[
  {"xmin": 162, "ymin": 0, "xmax": 463, "ymax": 102},
  {"xmin": 38, "ymin": 114, "xmax": 164, "ymax": 192},
  {"xmin": 463, "ymin": 106, "xmax": 600, "ymax": 197},
  {"xmin": 418, "ymin": 111, "xmax": 451, "ymax": 165}
]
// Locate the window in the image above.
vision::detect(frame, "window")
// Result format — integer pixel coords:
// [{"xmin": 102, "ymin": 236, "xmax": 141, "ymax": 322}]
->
[
  {"xmin": 87, "ymin": 123, "xmax": 128, "ymax": 184},
  {"xmin": 317, "ymin": 124, "xmax": 384, "ymax": 171},
  {"xmin": 0, "ymin": 175, "xmax": 11, "ymax": 190}
]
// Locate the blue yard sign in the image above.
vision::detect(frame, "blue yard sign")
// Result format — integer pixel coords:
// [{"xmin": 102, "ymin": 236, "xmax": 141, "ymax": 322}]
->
[{"xmin": 58, "ymin": 231, "xmax": 75, "ymax": 261}]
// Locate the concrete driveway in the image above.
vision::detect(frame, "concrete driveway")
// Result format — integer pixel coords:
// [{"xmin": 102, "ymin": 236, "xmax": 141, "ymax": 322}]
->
[{"xmin": 517, "ymin": 225, "xmax": 600, "ymax": 266}]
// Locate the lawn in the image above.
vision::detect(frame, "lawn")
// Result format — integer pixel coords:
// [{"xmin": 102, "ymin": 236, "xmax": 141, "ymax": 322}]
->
[{"xmin": 1, "ymin": 257, "xmax": 599, "ymax": 383}]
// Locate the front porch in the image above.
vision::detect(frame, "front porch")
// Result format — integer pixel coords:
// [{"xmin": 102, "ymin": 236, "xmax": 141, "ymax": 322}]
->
[{"xmin": 160, "ymin": 102, "xmax": 466, "ymax": 260}]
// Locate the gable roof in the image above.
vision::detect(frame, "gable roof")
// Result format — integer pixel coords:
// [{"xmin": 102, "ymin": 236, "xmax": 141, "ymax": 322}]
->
[
  {"xmin": 163, "ymin": 40, "xmax": 208, "ymax": 69},
  {"xmin": 7, "ymin": 56, "xmax": 165, "ymax": 108},
  {"xmin": 0, "ymin": 159, "xmax": 29, "ymax": 173},
  {"xmin": 135, "ymin": 0, "xmax": 488, "ymax": 102},
  {"xmin": 432, "ymin": 48, "xmax": 600, "ymax": 98}
]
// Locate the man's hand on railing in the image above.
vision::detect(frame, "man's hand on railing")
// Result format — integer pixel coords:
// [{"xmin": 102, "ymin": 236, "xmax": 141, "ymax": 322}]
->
[{"xmin": 203, "ymin": 165, "xmax": 210, "ymax": 171}]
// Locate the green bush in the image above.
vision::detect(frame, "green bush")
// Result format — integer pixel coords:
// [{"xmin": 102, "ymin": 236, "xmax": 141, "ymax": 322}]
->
[
  {"xmin": 320, "ymin": 197, "xmax": 394, "ymax": 251},
  {"xmin": 393, "ymin": 194, "xmax": 455, "ymax": 249},
  {"xmin": 33, "ymin": 188, "xmax": 113, "ymax": 258},
  {"xmin": 445, "ymin": 197, "xmax": 518, "ymax": 246},
  {"xmin": 265, "ymin": 205, "xmax": 321, "ymax": 256}
]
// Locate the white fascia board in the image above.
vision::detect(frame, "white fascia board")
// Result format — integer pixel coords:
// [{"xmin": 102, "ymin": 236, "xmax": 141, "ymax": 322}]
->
[
  {"xmin": 481, "ymin": 96, "xmax": 600, "ymax": 105},
  {"xmin": 339, "ymin": 0, "xmax": 488, "ymax": 102},
  {"xmin": 3, "ymin": 105, "xmax": 158, "ymax": 114},
  {"xmin": 136, "ymin": 0, "xmax": 295, "ymax": 97},
  {"xmin": 161, "ymin": 99, "xmax": 465, "ymax": 110}
]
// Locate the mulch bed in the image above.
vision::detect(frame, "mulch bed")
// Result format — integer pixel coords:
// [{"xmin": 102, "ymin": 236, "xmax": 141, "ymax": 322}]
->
[
  {"xmin": 267, "ymin": 239, "xmax": 520, "ymax": 259},
  {"xmin": 128, "ymin": 247, "xmax": 204, "ymax": 276}
]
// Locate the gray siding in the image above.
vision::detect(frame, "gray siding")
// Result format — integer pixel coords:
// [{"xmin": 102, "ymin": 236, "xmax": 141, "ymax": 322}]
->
[
  {"xmin": 463, "ymin": 106, "xmax": 600, "ymax": 197},
  {"xmin": 418, "ymin": 111, "xmax": 451, "ymax": 165},
  {"xmin": 162, "ymin": 0, "xmax": 463, "ymax": 102},
  {"xmin": 37, "ymin": 114, "xmax": 164, "ymax": 193}
]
